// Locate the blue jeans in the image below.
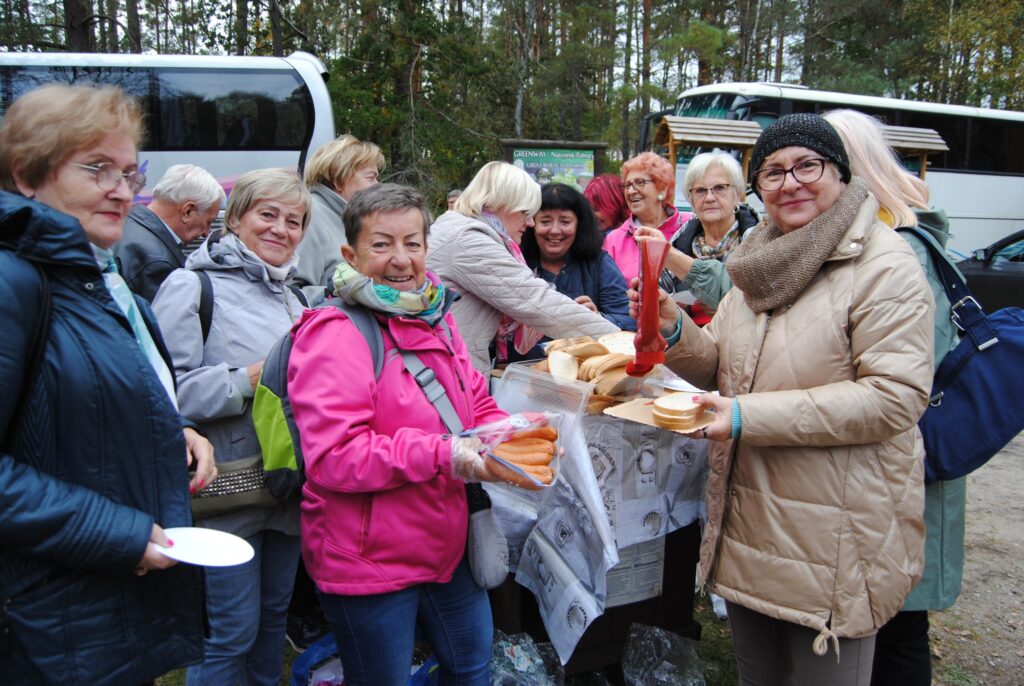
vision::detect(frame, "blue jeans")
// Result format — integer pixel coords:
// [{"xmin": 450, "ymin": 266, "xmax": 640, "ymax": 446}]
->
[
  {"xmin": 318, "ymin": 558, "xmax": 492, "ymax": 686},
  {"xmin": 185, "ymin": 530, "xmax": 301, "ymax": 686}
]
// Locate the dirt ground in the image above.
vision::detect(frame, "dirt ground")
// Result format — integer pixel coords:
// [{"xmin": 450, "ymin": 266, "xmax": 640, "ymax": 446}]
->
[{"xmin": 929, "ymin": 432, "xmax": 1024, "ymax": 685}]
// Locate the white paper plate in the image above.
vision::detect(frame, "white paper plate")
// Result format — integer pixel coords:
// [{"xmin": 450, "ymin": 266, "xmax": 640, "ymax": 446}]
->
[{"xmin": 159, "ymin": 527, "xmax": 255, "ymax": 567}]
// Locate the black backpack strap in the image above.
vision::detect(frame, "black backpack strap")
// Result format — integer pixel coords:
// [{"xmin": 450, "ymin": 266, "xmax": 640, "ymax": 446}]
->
[
  {"xmin": 287, "ymin": 284, "xmax": 310, "ymax": 308},
  {"xmin": 897, "ymin": 226, "xmax": 998, "ymax": 351},
  {"xmin": 196, "ymin": 270, "xmax": 214, "ymax": 343},
  {"xmin": 326, "ymin": 300, "xmax": 384, "ymax": 379},
  {"xmin": 6, "ymin": 262, "xmax": 52, "ymax": 452}
]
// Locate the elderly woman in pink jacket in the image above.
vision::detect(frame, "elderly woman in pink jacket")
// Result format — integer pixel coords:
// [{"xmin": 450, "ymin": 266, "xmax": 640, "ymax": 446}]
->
[{"xmin": 288, "ymin": 183, "xmax": 507, "ymax": 686}]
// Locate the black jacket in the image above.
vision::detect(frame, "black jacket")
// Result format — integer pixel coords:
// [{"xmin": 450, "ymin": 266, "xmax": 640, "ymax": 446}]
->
[
  {"xmin": 0, "ymin": 192, "xmax": 204, "ymax": 684},
  {"xmin": 671, "ymin": 203, "xmax": 761, "ymax": 258},
  {"xmin": 114, "ymin": 203, "xmax": 187, "ymax": 301}
]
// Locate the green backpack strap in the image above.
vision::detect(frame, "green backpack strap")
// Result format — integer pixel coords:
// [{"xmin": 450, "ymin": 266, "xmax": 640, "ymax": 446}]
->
[
  {"xmin": 256, "ymin": 301, "xmax": 459, "ymax": 502},
  {"xmin": 254, "ymin": 299, "xmax": 385, "ymax": 502}
]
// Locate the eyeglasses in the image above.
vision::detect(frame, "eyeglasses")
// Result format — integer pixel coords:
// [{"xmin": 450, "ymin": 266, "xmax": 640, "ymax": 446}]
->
[
  {"xmin": 753, "ymin": 158, "xmax": 827, "ymax": 191},
  {"xmin": 620, "ymin": 178, "xmax": 653, "ymax": 192},
  {"xmin": 67, "ymin": 162, "xmax": 147, "ymax": 195},
  {"xmin": 689, "ymin": 184, "xmax": 733, "ymax": 200}
]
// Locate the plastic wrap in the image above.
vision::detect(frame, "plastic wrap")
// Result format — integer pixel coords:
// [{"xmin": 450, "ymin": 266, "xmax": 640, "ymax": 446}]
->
[
  {"xmin": 489, "ymin": 630, "xmax": 564, "ymax": 685},
  {"xmin": 466, "ymin": 411, "xmax": 561, "ymax": 490},
  {"xmin": 621, "ymin": 623, "xmax": 706, "ymax": 686}
]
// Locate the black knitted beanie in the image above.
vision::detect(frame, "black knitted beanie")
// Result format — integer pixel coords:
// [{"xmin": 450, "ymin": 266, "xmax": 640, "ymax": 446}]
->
[{"xmin": 749, "ymin": 113, "xmax": 852, "ymax": 194}]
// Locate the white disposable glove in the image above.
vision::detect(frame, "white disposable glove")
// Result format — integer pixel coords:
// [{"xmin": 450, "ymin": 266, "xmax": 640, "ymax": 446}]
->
[{"xmin": 450, "ymin": 435, "xmax": 491, "ymax": 482}]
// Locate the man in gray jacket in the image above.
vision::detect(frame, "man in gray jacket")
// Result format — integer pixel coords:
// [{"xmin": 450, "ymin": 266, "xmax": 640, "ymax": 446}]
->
[{"xmin": 115, "ymin": 164, "xmax": 225, "ymax": 301}]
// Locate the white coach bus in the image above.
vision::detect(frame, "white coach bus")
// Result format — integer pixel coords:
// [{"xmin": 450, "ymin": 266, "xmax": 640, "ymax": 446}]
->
[
  {"xmin": 0, "ymin": 51, "xmax": 336, "ymax": 201},
  {"xmin": 640, "ymin": 82, "xmax": 1024, "ymax": 256}
]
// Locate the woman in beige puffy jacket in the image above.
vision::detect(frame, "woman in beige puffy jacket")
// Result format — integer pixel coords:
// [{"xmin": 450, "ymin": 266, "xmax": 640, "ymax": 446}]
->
[
  {"xmin": 636, "ymin": 114, "xmax": 934, "ymax": 686},
  {"xmin": 426, "ymin": 161, "xmax": 617, "ymax": 372}
]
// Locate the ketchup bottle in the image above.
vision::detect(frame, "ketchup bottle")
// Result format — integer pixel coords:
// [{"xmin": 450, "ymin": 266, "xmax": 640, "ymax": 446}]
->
[{"xmin": 626, "ymin": 238, "xmax": 670, "ymax": 377}]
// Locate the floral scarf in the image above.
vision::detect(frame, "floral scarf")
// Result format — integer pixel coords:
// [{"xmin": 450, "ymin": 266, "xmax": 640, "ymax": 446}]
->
[
  {"xmin": 332, "ymin": 261, "xmax": 449, "ymax": 327},
  {"xmin": 479, "ymin": 210, "xmax": 544, "ymax": 362},
  {"xmin": 692, "ymin": 220, "xmax": 741, "ymax": 260}
]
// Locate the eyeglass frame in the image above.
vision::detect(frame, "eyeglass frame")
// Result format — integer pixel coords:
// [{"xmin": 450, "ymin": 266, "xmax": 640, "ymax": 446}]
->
[
  {"xmin": 67, "ymin": 162, "xmax": 147, "ymax": 195},
  {"xmin": 619, "ymin": 178, "xmax": 654, "ymax": 192},
  {"xmin": 688, "ymin": 183, "xmax": 735, "ymax": 201},
  {"xmin": 752, "ymin": 158, "xmax": 828, "ymax": 192}
]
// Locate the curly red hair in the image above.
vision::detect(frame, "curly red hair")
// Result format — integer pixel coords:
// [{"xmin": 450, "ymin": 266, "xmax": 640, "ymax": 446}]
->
[{"xmin": 620, "ymin": 152, "xmax": 675, "ymax": 205}]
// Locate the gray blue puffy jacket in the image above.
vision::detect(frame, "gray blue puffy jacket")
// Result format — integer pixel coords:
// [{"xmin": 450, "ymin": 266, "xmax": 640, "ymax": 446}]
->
[{"xmin": 0, "ymin": 192, "xmax": 204, "ymax": 684}]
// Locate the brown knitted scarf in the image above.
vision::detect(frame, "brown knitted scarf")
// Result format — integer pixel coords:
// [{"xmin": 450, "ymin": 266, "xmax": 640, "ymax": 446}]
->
[{"xmin": 726, "ymin": 177, "xmax": 869, "ymax": 313}]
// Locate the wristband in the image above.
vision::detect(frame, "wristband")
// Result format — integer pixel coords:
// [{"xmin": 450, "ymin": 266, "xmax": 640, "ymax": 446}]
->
[
  {"xmin": 731, "ymin": 399, "xmax": 742, "ymax": 440},
  {"xmin": 665, "ymin": 309, "xmax": 684, "ymax": 347}
]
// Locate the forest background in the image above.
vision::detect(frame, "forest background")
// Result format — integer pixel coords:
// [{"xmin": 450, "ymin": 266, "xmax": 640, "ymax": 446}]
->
[{"xmin": 3, "ymin": 0, "xmax": 1023, "ymax": 200}]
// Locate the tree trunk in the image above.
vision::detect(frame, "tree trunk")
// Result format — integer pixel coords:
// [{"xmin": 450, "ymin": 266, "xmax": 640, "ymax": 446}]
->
[
  {"xmin": 774, "ymin": 3, "xmax": 785, "ymax": 82},
  {"xmin": 269, "ymin": 0, "xmax": 283, "ymax": 55},
  {"xmin": 63, "ymin": 0, "xmax": 92, "ymax": 51},
  {"xmin": 640, "ymin": 0, "xmax": 651, "ymax": 121},
  {"xmin": 125, "ymin": 0, "xmax": 140, "ymax": 50},
  {"xmin": 234, "ymin": 0, "xmax": 248, "ymax": 55},
  {"xmin": 105, "ymin": 0, "xmax": 119, "ymax": 51},
  {"xmin": 620, "ymin": 0, "xmax": 634, "ymax": 160},
  {"xmin": 513, "ymin": 0, "xmax": 534, "ymax": 138}
]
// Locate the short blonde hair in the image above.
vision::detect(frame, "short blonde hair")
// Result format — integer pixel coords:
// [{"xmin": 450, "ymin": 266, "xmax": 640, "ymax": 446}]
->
[
  {"xmin": 226, "ymin": 168, "xmax": 313, "ymax": 232},
  {"xmin": 621, "ymin": 152, "xmax": 675, "ymax": 204},
  {"xmin": 454, "ymin": 161, "xmax": 541, "ymax": 217},
  {"xmin": 0, "ymin": 83, "xmax": 143, "ymax": 193},
  {"xmin": 682, "ymin": 151, "xmax": 745, "ymax": 205},
  {"xmin": 303, "ymin": 134, "xmax": 384, "ymax": 191},
  {"xmin": 822, "ymin": 109, "xmax": 930, "ymax": 228}
]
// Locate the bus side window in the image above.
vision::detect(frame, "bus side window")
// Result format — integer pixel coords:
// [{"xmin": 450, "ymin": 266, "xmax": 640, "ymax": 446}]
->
[
  {"xmin": 899, "ymin": 111, "xmax": 967, "ymax": 171},
  {"xmin": 969, "ymin": 118, "xmax": 1024, "ymax": 174}
]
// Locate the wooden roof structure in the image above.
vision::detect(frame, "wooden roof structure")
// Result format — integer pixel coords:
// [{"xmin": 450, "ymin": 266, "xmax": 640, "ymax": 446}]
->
[
  {"xmin": 881, "ymin": 124, "xmax": 949, "ymax": 179},
  {"xmin": 652, "ymin": 116, "xmax": 763, "ymax": 180},
  {"xmin": 652, "ymin": 116, "xmax": 950, "ymax": 183}
]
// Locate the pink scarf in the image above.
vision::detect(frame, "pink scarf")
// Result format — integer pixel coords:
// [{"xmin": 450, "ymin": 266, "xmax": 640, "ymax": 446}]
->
[{"xmin": 480, "ymin": 211, "xmax": 545, "ymax": 363}]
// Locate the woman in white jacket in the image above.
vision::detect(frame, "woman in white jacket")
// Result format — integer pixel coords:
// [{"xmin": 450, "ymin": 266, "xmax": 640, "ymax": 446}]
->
[{"xmin": 426, "ymin": 161, "xmax": 618, "ymax": 372}]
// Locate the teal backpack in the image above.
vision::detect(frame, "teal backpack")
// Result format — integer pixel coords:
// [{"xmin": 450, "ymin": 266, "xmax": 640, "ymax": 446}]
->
[{"xmin": 252, "ymin": 300, "xmax": 458, "ymax": 502}]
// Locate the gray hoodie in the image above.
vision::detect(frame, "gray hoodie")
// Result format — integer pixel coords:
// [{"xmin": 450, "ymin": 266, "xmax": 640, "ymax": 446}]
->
[{"xmin": 152, "ymin": 232, "xmax": 306, "ymax": 537}]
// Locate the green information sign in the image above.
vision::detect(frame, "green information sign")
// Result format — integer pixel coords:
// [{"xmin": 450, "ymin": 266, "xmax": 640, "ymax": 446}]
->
[{"xmin": 511, "ymin": 147, "xmax": 595, "ymax": 190}]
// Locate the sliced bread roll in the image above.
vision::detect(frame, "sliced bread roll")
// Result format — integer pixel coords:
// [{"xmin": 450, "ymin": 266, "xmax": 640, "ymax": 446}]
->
[
  {"xmin": 594, "ymin": 366, "xmax": 633, "ymax": 396},
  {"xmin": 597, "ymin": 331, "xmax": 637, "ymax": 356},
  {"xmin": 560, "ymin": 340, "xmax": 610, "ymax": 359},
  {"xmin": 546, "ymin": 336, "xmax": 593, "ymax": 355},
  {"xmin": 548, "ymin": 350, "xmax": 580, "ymax": 380}
]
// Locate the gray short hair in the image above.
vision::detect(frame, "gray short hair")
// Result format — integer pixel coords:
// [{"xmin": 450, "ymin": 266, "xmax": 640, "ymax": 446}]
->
[
  {"xmin": 225, "ymin": 168, "xmax": 312, "ymax": 232},
  {"xmin": 152, "ymin": 164, "xmax": 226, "ymax": 212},
  {"xmin": 682, "ymin": 151, "xmax": 746, "ymax": 205},
  {"xmin": 343, "ymin": 183, "xmax": 433, "ymax": 246}
]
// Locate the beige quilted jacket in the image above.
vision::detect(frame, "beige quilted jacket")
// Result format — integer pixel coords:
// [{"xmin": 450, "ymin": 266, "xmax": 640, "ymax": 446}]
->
[
  {"xmin": 426, "ymin": 211, "xmax": 618, "ymax": 372},
  {"xmin": 666, "ymin": 195, "xmax": 933, "ymax": 646}
]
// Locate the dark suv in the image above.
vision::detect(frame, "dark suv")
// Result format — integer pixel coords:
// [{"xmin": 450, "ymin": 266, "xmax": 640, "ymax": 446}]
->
[{"xmin": 956, "ymin": 229, "xmax": 1024, "ymax": 312}]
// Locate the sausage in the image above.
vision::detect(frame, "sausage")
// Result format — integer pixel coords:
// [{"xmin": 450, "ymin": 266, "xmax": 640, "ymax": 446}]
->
[
  {"xmin": 495, "ymin": 437, "xmax": 556, "ymax": 455},
  {"xmin": 510, "ymin": 426, "xmax": 559, "ymax": 442},
  {"xmin": 486, "ymin": 456, "xmax": 544, "ymax": 491},
  {"xmin": 491, "ymin": 446, "xmax": 553, "ymax": 466}
]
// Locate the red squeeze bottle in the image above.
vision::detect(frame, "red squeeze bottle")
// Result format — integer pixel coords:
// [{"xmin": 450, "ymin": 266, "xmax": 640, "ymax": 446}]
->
[{"xmin": 626, "ymin": 238, "xmax": 671, "ymax": 377}]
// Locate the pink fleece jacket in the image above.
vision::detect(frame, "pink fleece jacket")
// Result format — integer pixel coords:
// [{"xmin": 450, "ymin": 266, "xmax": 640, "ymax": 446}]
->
[
  {"xmin": 603, "ymin": 209, "xmax": 688, "ymax": 284},
  {"xmin": 289, "ymin": 306, "xmax": 506, "ymax": 596}
]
